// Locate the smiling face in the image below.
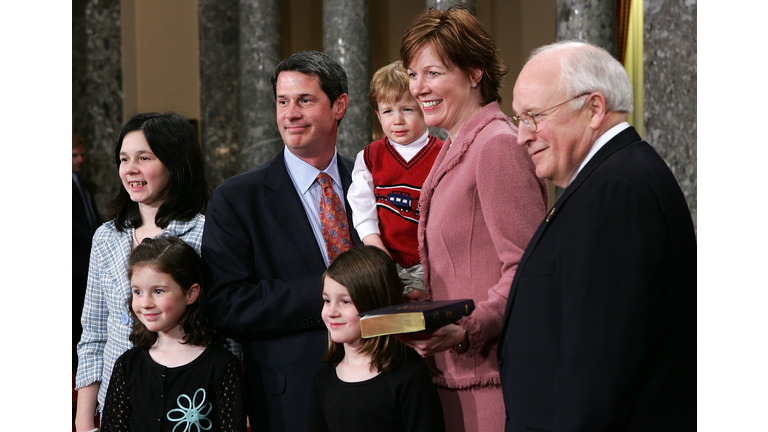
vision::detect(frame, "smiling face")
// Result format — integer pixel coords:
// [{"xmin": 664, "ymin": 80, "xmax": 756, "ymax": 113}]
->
[
  {"xmin": 131, "ymin": 265, "xmax": 199, "ymax": 337},
  {"xmin": 118, "ymin": 131, "xmax": 170, "ymax": 208},
  {"xmin": 407, "ymin": 44, "xmax": 482, "ymax": 139},
  {"xmin": 512, "ymin": 54, "xmax": 593, "ymax": 188},
  {"xmin": 376, "ymin": 95, "xmax": 428, "ymax": 145},
  {"xmin": 321, "ymin": 276, "xmax": 362, "ymax": 347},
  {"xmin": 276, "ymin": 71, "xmax": 347, "ymax": 168}
]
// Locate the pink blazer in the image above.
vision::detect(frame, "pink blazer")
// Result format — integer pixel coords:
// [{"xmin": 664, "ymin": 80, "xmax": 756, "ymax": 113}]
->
[{"xmin": 418, "ymin": 102, "xmax": 547, "ymax": 388}]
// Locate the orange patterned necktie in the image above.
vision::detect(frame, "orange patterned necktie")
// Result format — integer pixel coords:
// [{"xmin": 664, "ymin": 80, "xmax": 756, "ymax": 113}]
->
[{"xmin": 317, "ymin": 172, "xmax": 352, "ymax": 262}]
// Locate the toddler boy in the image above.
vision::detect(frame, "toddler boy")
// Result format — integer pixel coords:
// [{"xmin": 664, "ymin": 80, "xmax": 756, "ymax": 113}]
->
[{"xmin": 348, "ymin": 61, "xmax": 443, "ymax": 299}]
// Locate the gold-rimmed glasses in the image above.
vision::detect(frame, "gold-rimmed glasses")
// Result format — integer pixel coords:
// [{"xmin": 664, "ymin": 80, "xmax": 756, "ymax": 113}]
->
[{"xmin": 512, "ymin": 93, "xmax": 590, "ymax": 133}]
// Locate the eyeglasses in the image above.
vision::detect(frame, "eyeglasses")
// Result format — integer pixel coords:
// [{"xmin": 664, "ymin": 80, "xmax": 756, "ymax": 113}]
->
[{"xmin": 512, "ymin": 93, "xmax": 590, "ymax": 133}]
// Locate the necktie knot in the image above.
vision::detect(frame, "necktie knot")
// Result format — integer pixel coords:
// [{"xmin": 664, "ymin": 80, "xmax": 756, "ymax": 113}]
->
[{"xmin": 317, "ymin": 172, "xmax": 333, "ymax": 191}]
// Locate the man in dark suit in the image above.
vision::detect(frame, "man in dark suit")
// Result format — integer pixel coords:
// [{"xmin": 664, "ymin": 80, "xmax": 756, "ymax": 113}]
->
[
  {"xmin": 498, "ymin": 41, "xmax": 696, "ymax": 431},
  {"xmin": 73, "ymin": 134, "xmax": 101, "ymax": 359},
  {"xmin": 201, "ymin": 50, "xmax": 361, "ymax": 432}
]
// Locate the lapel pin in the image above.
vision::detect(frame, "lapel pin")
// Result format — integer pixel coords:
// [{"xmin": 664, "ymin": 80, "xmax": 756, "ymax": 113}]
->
[{"xmin": 546, "ymin": 207, "xmax": 556, "ymax": 222}]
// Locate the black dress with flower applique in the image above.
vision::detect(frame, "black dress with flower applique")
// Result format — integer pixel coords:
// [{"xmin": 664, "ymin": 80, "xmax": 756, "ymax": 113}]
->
[{"xmin": 101, "ymin": 345, "xmax": 246, "ymax": 432}]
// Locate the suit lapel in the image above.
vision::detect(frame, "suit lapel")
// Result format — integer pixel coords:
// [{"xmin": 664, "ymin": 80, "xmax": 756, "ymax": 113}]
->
[
  {"xmin": 499, "ymin": 127, "xmax": 643, "ymax": 348},
  {"xmin": 261, "ymin": 151, "xmax": 360, "ymax": 270},
  {"xmin": 559, "ymin": 127, "xmax": 641, "ymax": 204},
  {"xmin": 263, "ymin": 152, "xmax": 326, "ymax": 272},
  {"xmin": 522, "ymin": 127, "xmax": 641, "ymax": 249}
]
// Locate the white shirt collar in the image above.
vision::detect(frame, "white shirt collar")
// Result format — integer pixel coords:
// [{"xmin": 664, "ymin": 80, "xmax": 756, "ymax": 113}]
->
[
  {"xmin": 389, "ymin": 130, "xmax": 430, "ymax": 161},
  {"xmin": 568, "ymin": 122, "xmax": 630, "ymax": 186},
  {"xmin": 283, "ymin": 147, "xmax": 342, "ymax": 194},
  {"xmin": 389, "ymin": 129, "xmax": 429, "ymax": 150}
]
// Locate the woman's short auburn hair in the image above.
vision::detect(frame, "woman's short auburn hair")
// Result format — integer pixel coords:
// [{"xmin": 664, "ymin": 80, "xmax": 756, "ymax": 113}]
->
[{"xmin": 400, "ymin": 5, "xmax": 508, "ymax": 106}]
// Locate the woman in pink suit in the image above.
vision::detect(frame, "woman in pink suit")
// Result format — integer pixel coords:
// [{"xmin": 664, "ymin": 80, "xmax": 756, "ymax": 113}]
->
[{"xmin": 398, "ymin": 6, "xmax": 548, "ymax": 431}]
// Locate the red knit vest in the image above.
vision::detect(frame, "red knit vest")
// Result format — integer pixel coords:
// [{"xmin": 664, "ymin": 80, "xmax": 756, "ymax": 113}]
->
[{"xmin": 363, "ymin": 135, "xmax": 443, "ymax": 268}]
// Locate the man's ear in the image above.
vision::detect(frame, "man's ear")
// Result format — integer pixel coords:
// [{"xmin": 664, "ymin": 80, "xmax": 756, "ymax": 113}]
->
[
  {"xmin": 333, "ymin": 94, "xmax": 349, "ymax": 121},
  {"xmin": 586, "ymin": 92, "xmax": 608, "ymax": 130}
]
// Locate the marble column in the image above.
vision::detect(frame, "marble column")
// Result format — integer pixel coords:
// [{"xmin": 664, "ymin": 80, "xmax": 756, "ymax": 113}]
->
[
  {"xmin": 239, "ymin": 0, "xmax": 283, "ymax": 173},
  {"xmin": 644, "ymin": 0, "xmax": 697, "ymax": 227},
  {"xmin": 73, "ymin": 0, "xmax": 89, "ymax": 142},
  {"xmin": 555, "ymin": 0, "xmax": 617, "ymax": 56},
  {"xmin": 199, "ymin": 0, "xmax": 241, "ymax": 189},
  {"xmin": 426, "ymin": 0, "xmax": 476, "ymax": 15},
  {"xmin": 323, "ymin": 0, "xmax": 371, "ymax": 158},
  {"xmin": 72, "ymin": 0, "xmax": 124, "ymax": 217},
  {"xmin": 551, "ymin": 0, "xmax": 617, "ymax": 201}
]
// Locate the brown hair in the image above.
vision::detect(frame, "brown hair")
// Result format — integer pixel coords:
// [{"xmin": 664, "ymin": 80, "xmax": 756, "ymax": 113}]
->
[
  {"xmin": 111, "ymin": 112, "xmax": 209, "ymax": 233},
  {"xmin": 367, "ymin": 61, "xmax": 414, "ymax": 111},
  {"xmin": 127, "ymin": 236, "xmax": 220, "ymax": 348},
  {"xmin": 400, "ymin": 5, "xmax": 508, "ymax": 105},
  {"xmin": 321, "ymin": 246, "xmax": 409, "ymax": 373},
  {"xmin": 73, "ymin": 134, "xmax": 86, "ymax": 150}
]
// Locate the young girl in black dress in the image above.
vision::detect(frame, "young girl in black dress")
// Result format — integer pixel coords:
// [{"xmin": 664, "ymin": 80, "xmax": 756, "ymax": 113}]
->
[
  {"xmin": 306, "ymin": 246, "xmax": 445, "ymax": 432},
  {"xmin": 100, "ymin": 236, "xmax": 246, "ymax": 432}
]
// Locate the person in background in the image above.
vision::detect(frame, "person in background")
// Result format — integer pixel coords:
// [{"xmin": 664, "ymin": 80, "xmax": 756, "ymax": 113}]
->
[
  {"xmin": 307, "ymin": 246, "xmax": 444, "ymax": 432},
  {"xmin": 73, "ymin": 134, "xmax": 102, "ymax": 365},
  {"xmin": 201, "ymin": 50, "xmax": 361, "ymax": 432},
  {"xmin": 75, "ymin": 112, "xmax": 231, "ymax": 432},
  {"xmin": 347, "ymin": 60, "xmax": 443, "ymax": 300},
  {"xmin": 397, "ymin": 6, "xmax": 548, "ymax": 432},
  {"xmin": 498, "ymin": 41, "xmax": 696, "ymax": 431},
  {"xmin": 101, "ymin": 236, "xmax": 246, "ymax": 432}
]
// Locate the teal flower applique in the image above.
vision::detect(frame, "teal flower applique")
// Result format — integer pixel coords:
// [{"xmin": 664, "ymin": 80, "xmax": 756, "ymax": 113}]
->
[{"xmin": 167, "ymin": 388, "xmax": 213, "ymax": 432}]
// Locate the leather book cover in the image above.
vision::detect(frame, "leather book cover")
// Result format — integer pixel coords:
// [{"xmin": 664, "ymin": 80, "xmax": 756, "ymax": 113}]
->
[{"xmin": 359, "ymin": 299, "xmax": 475, "ymax": 338}]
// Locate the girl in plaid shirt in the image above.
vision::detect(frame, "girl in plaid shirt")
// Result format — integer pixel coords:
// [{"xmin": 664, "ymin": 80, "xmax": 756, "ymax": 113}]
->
[{"xmin": 74, "ymin": 112, "xmax": 214, "ymax": 432}]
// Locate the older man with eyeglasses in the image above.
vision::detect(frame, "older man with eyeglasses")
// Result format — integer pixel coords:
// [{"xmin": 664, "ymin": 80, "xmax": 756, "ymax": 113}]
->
[{"xmin": 498, "ymin": 41, "xmax": 696, "ymax": 432}]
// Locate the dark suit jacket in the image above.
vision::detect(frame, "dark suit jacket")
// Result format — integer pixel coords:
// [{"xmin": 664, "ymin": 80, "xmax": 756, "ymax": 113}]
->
[
  {"xmin": 73, "ymin": 176, "xmax": 101, "ymax": 278},
  {"xmin": 498, "ymin": 127, "xmax": 696, "ymax": 432},
  {"xmin": 73, "ymin": 176, "xmax": 101, "ymax": 345},
  {"xmin": 201, "ymin": 150, "xmax": 360, "ymax": 432}
]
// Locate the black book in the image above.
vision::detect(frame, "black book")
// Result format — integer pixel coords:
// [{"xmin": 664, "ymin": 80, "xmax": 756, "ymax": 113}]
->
[{"xmin": 359, "ymin": 299, "xmax": 475, "ymax": 338}]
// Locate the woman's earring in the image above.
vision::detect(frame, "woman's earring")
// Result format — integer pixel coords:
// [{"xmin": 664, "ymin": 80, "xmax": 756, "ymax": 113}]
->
[{"xmin": 471, "ymin": 82, "xmax": 477, "ymax": 88}]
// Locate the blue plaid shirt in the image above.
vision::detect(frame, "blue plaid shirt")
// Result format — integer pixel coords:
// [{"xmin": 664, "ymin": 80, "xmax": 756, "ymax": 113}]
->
[{"xmin": 75, "ymin": 214, "xmax": 215, "ymax": 410}]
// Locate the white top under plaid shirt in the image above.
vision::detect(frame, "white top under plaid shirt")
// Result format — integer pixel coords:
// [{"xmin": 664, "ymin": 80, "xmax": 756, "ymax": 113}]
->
[{"xmin": 75, "ymin": 215, "xmax": 206, "ymax": 411}]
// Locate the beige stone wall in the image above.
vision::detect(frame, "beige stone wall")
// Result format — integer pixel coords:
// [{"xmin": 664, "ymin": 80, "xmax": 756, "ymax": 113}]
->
[
  {"xmin": 121, "ymin": 0, "xmax": 201, "ymax": 122},
  {"xmin": 122, "ymin": 0, "xmax": 555, "ymax": 125}
]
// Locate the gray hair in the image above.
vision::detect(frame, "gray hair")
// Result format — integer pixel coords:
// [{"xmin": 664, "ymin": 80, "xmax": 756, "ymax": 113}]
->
[{"xmin": 530, "ymin": 41, "xmax": 633, "ymax": 113}]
